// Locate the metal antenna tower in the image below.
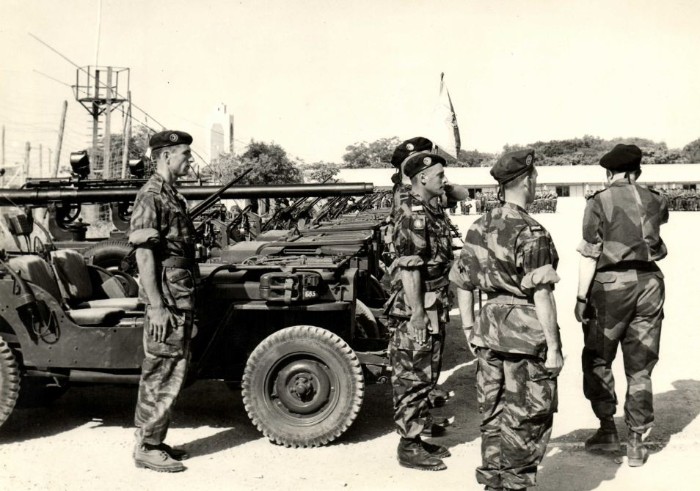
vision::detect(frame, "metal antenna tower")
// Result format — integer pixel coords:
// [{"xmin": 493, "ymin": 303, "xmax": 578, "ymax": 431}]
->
[{"xmin": 73, "ymin": 66, "xmax": 129, "ymax": 178}]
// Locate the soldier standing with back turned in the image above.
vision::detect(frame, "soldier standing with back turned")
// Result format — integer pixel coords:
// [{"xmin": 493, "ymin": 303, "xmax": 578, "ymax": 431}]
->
[
  {"xmin": 575, "ymin": 144, "xmax": 668, "ymax": 467},
  {"xmin": 450, "ymin": 149, "xmax": 563, "ymax": 491},
  {"xmin": 129, "ymin": 130, "xmax": 198, "ymax": 472}
]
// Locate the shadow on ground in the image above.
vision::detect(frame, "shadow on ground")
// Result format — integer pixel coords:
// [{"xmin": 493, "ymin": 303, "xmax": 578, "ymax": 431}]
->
[
  {"xmin": 540, "ymin": 379, "xmax": 700, "ymax": 491},
  {"xmin": 0, "ymin": 380, "xmax": 259, "ymax": 455}
]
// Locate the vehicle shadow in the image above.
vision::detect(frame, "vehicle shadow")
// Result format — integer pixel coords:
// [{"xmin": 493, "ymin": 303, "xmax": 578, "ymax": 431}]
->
[
  {"xmin": 538, "ymin": 379, "xmax": 700, "ymax": 491},
  {"xmin": 0, "ymin": 380, "xmax": 260, "ymax": 454}
]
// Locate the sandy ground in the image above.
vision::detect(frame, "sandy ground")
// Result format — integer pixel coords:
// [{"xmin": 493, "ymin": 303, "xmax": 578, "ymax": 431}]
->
[{"xmin": 1, "ymin": 198, "xmax": 700, "ymax": 490}]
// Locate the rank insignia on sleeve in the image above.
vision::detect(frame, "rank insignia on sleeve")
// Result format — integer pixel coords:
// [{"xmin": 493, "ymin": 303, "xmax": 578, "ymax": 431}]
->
[{"xmin": 413, "ymin": 217, "xmax": 425, "ymax": 230}]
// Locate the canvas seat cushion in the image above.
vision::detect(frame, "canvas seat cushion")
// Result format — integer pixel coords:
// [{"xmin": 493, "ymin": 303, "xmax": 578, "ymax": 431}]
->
[
  {"xmin": 66, "ymin": 307, "xmax": 125, "ymax": 326},
  {"xmin": 50, "ymin": 249, "xmax": 93, "ymax": 302},
  {"xmin": 7, "ymin": 255, "xmax": 63, "ymax": 301},
  {"xmin": 77, "ymin": 298, "xmax": 143, "ymax": 311}
]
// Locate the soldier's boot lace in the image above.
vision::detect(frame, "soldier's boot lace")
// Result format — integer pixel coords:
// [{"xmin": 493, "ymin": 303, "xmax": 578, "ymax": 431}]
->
[
  {"xmin": 134, "ymin": 444, "xmax": 186, "ymax": 473},
  {"xmin": 421, "ymin": 440, "xmax": 451, "ymax": 459},
  {"xmin": 155, "ymin": 442, "xmax": 189, "ymax": 461},
  {"xmin": 585, "ymin": 418, "xmax": 620, "ymax": 452},
  {"xmin": 627, "ymin": 431, "xmax": 648, "ymax": 467},
  {"xmin": 397, "ymin": 438, "xmax": 446, "ymax": 471}
]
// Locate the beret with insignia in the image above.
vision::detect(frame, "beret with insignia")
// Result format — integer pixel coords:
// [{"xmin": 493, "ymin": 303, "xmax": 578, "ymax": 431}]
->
[
  {"xmin": 391, "ymin": 137, "xmax": 434, "ymax": 168},
  {"xmin": 490, "ymin": 149, "xmax": 536, "ymax": 184},
  {"xmin": 149, "ymin": 130, "xmax": 193, "ymax": 151},
  {"xmin": 600, "ymin": 144, "xmax": 642, "ymax": 172},
  {"xmin": 403, "ymin": 152, "xmax": 446, "ymax": 178}
]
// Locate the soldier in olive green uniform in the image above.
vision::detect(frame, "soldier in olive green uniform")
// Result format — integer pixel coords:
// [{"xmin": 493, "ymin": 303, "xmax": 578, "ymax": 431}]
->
[
  {"xmin": 450, "ymin": 149, "xmax": 563, "ymax": 491},
  {"xmin": 129, "ymin": 130, "xmax": 198, "ymax": 472},
  {"xmin": 387, "ymin": 152, "xmax": 456, "ymax": 471},
  {"xmin": 575, "ymin": 144, "xmax": 668, "ymax": 467}
]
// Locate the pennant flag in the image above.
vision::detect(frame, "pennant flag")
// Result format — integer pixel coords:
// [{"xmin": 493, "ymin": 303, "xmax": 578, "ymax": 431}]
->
[{"xmin": 430, "ymin": 72, "xmax": 461, "ymax": 159}]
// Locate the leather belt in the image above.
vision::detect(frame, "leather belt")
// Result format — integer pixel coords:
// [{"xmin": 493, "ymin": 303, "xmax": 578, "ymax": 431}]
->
[
  {"xmin": 485, "ymin": 292, "xmax": 533, "ymax": 305},
  {"xmin": 162, "ymin": 256, "xmax": 195, "ymax": 269}
]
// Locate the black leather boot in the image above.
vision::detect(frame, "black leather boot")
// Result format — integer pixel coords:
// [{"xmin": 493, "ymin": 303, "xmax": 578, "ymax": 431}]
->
[
  {"xmin": 421, "ymin": 440, "xmax": 451, "ymax": 459},
  {"xmin": 397, "ymin": 438, "xmax": 446, "ymax": 471},
  {"xmin": 585, "ymin": 417, "xmax": 620, "ymax": 452}
]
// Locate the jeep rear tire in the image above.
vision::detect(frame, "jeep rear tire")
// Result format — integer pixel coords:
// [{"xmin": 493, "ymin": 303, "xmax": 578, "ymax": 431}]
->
[
  {"xmin": 242, "ymin": 325, "xmax": 364, "ymax": 447},
  {"xmin": 0, "ymin": 336, "xmax": 20, "ymax": 429}
]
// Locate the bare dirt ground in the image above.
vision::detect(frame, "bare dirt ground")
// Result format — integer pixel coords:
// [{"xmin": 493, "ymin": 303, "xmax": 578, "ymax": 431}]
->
[{"xmin": 1, "ymin": 198, "xmax": 699, "ymax": 490}]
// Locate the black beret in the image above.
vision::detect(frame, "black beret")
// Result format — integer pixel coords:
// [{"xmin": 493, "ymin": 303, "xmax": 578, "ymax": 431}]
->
[
  {"xmin": 404, "ymin": 152, "xmax": 446, "ymax": 178},
  {"xmin": 149, "ymin": 130, "xmax": 193, "ymax": 151},
  {"xmin": 491, "ymin": 149, "xmax": 535, "ymax": 184},
  {"xmin": 391, "ymin": 137, "xmax": 434, "ymax": 168},
  {"xmin": 600, "ymin": 144, "xmax": 642, "ymax": 172}
]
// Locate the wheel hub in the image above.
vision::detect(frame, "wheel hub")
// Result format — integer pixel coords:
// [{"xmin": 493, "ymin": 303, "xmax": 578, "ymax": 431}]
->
[{"xmin": 274, "ymin": 359, "xmax": 332, "ymax": 415}]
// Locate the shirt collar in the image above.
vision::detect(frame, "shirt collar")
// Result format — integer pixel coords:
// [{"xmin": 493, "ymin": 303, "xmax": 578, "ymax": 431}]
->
[{"xmin": 502, "ymin": 201, "xmax": 529, "ymax": 214}]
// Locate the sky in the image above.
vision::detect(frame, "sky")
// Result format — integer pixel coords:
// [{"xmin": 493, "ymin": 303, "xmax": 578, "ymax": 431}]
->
[{"xmin": 2, "ymin": 0, "xmax": 700, "ymax": 174}]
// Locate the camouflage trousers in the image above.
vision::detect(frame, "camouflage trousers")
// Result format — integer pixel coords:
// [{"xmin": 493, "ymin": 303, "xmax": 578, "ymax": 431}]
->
[
  {"xmin": 135, "ymin": 308, "xmax": 193, "ymax": 446},
  {"xmin": 475, "ymin": 347, "xmax": 557, "ymax": 490},
  {"xmin": 388, "ymin": 318, "xmax": 444, "ymax": 439},
  {"xmin": 582, "ymin": 268, "xmax": 664, "ymax": 432}
]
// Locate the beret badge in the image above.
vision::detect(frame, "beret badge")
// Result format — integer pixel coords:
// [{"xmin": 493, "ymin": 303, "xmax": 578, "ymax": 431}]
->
[
  {"xmin": 169, "ymin": 133, "xmax": 179, "ymax": 142},
  {"xmin": 423, "ymin": 157, "xmax": 431, "ymax": 165},
  {"xmin": 526, "ymin": 154, "xmax": 533, "ymax": 165},
  {"xmin": 406, "ymin": 143, "xmax": 414, "ymax": 151}
]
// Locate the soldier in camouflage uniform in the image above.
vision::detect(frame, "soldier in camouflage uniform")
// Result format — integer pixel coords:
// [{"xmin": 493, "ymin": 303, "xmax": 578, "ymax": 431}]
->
[
  {"xmin": 129, "ymin": 130, "xmax": 198, "ymax": 472},
  {"xmin": 450, "ymin": 149, "xmax": 563, "ymax": 491},
  {"xmin": 575, "ymin": 144, "xmax": 668, "ymax": 467},
  {"xmin": 387, "ymin": 151, "xmax": 456, "ymax": 471},
  {"xmin": 388, "ymin": 137, "xmax": 467, "ymax": 415}
]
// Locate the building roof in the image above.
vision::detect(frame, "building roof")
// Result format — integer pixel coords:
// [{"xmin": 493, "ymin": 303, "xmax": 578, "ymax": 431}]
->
[{"xmin": 338, "ymin": 164, "xmax": 700, "ymax": 188}]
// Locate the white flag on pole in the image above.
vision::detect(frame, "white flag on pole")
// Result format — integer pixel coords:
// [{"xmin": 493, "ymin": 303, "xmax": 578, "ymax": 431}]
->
[{"xmin": 429, "ymin": 72, "xmax": 461, "ymax": 159}]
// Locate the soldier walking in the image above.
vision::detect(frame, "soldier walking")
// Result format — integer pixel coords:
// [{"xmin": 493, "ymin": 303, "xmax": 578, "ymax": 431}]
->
[
  {"xmin": 387, "ymin": 151, "xmax": 456, "ymax": 471},
  {"xmin": 575, "ymin": 144, "xmax": 668, "ymax": 467},
  {"xmin": 450, "ymin": 149, "xmax": 563, "ymax": 490},
  {"xmin": 129, "ymin": 130, "xmax": 198, "ymax": 472}
]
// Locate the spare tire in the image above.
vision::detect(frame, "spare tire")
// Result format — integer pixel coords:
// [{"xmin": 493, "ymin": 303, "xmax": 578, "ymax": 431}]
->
[{"xmin": 83, "ymin": 239, "xmax": 135, "ymax": 274}]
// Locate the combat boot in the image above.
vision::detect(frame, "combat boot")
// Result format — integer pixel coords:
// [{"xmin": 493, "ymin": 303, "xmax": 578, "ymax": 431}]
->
[
  {"xmin": 627, "ymin": 431, "xmax": 648, "ymax": 467},
  {"xmin": 155, "ymin": 442, "xmax": 189, "ymax": 461},
  {"xmin": 421, "ymin": 440, "xmax": 451, "ymax": 459},
  {"xmin": 397, "ymin": 438, "xmax": 446, "ymax": 471},
  {"xmin": 134, "ymin": 444, "xmax": 186, "ymax": 472},
  {"xmin": 428, "ymin": 387, "xmax": 454, "ymax": 408},
  {"xmin": 585, "ymin": 418, "xmax": 620, "ymax": 452}
]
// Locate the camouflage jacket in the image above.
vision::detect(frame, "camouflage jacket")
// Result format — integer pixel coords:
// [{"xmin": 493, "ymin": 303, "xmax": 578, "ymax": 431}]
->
[
  {"xmin": 129, "ymin": 173, "xmax": 198, "ymax": 310},
  {"xmin": 577, "ymin": 181, "xmax": 668, "ymax": 270},
  {"xmin": 387, "ymin": 192, "xmax": 454, "ymax": 321},
  {"xmin": 449, "ymin": 202, "xmax": 559, "ymax": 357}
]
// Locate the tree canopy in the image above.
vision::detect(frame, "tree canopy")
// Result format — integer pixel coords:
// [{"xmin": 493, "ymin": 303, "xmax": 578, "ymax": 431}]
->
[
  {"xmin": 342, "ymin": 137, "xmax": 401, "ymax": 168},
  {"xmin": 204, "ymin": 140, "xmax": 303, "ymax": 185}
]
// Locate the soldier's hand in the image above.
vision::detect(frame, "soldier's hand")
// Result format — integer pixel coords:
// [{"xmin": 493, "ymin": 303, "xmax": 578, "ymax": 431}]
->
[
  {"xmin": 149, "ymin": 305, "xmax": 175, "ymax": 343},
  {"xmin": 408, "ymin": 310, "xmax": 430, "ymax": 345},
  {"xmin": 574, "ymin": 297, "xmax": 587, "ymax": 323},
  {"xmin": 545, "ymin": 349, "xmax": 564, "ymax": 378}
]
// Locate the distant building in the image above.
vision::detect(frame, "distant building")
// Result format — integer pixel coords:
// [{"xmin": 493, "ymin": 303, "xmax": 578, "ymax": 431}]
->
[
  {"xmin": 337, "ymin": 164, "xmax": 700, "ymax": 198},
  {"xmin": 207, "ymin": 103, "xmax": 234, "ymax": 161}
]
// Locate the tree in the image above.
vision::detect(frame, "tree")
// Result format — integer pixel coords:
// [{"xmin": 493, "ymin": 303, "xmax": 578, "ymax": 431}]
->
[
  {"xmin": 204, "ymin": 140, "xmax": 303, "ymax": 186},
  {"xmin": 341, "ymin": 137, "xmax": 401, "ymax": 168},
  {"xmin": 683, "ymin": 138, "xmax": 700, "ymax": 163},
  {"xmin": 90, "ymin": 124, "xmax": 152, "ymax": 177},
  {"xmin": 303, "ymin": 161, "xmax": 340, "ymax": 182}
]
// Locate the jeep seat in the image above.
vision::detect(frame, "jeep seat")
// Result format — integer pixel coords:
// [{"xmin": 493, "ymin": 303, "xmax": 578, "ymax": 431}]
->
[
  {"xmin": 7, "ymin": 254, "xmax": 126, "ymax": 326},
  {"xmin": 49, "ymin": 249, "xmax": 143, "ymax": 312}
]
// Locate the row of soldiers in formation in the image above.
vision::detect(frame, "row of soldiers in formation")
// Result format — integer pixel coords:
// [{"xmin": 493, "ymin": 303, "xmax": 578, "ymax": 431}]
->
[{"xmin": 457, "ymin": 191, "xmax": 559, "ymax": 215}]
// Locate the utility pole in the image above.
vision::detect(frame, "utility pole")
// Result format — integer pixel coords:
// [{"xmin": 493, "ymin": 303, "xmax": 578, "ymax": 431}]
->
[
  {"xmin": 91, "ymin": 68, "xmax": 100, "ymax": 173},
  {"xmin": 121, "ymin": 90, "xmax": 132, "ymax": 178},
  {"xmin": 24, "ymin": 142, "xmax": 31, "ymax": 181},
  {"xmin": 103, "ymin": 66, "xmax": 112, "ymax": 178},
  {"xmin": 53, "ymin": 101, "xmax": 67, "ymax": 178}
]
